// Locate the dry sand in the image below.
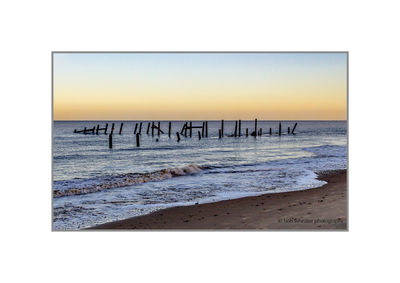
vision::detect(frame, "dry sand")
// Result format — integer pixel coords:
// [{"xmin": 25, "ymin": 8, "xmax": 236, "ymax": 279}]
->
[{"xmin": 89, "ymin": 169, "xmax": 347, "ymax": 230}]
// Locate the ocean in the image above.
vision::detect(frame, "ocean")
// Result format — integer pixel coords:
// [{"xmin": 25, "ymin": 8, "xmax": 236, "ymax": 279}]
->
[{"xmin": 53, "ymin": 120, "xmax": 347, "ymax": 230}]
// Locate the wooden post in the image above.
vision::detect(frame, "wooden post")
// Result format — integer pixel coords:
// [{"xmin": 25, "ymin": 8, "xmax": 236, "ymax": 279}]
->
[
  {"xmin": 119, "ymin": 123, "xmax": 124, "ymax": 134},
  {"xmin": 246, "ymin": 128, "xmax": 248, "ymax": 137},
  {"xmin": 84, "ymin": 127, "xmax": 87, "ymax": 134},
  {"xmin": 279, "ymin": 122, "xmax": 281, "ymax": 136},
  {"xmin": 158, "ymin": 121, "xmax": 161, "ymax": 136},
  {"xmin": 92, "ymin": 126, "xmax": 95, "ymax": 134},
  {"xmin": 96, "ymin": 125, "xmax": 99, "ymax": 135},
  {"xmin": 147, "ymin": 122, "xmax": 150, "ymax": 135},
  {"xmin": 238, "ymin": 120, "xmax": 241, "ymax": 137},
  {"xmin": 198, "ymin": 131, "xmax": 201, "ymax": 140},
  {"xmin": 139, "ymin": 122, "xmax": 143, "ymax": 134},
  {"xmin": 176, "ymin": 132, "xmax": 181, "ymax": 142},
  {"xmin": 219, "ymin": 129, "xmax": 222, "ymax": 139},
  {"xmin": 189, "ymin": 122, "xmax": 192, "ymax": 137},
  {"xmin": 109, "ymin": 134, "xmax": 112, "ymax": 149},
  {"xmin": 151, "ymin": 121, "xmax": 154, "ymax": 136},
  {"xmin": 111, "ymin": 123, "xmax": 115, "ymax": 135},
  {"xmin": 269, "ymin": 128, "xmax": 272, "ymax": 135},
  {"xmin": 291, "ymin": 123, "xmax": 298, "ymax": 134},
  {"xmin": 74, "ymin": 129, "xmax": 77, "ymax": 133},
  {"xmin": 288, "ymin": 127, "xmax": 290, "ymax": 134},
  {"xmin": 134, "ymin": 123, "xmax": 138, "ymax": 134},
  {"xmin": 201, "ymin": 122, "xmax": 205, "ymax": 137},
  {"xmin": 234, "ymin": 121, "xmax": 238, "ymax": 137},
  {"xmin": 221, "ymin": 120, "xmax": 224, "ymax": 137},
  {"xmin": 136, "ymin": 133, "xmax": 140, "ymax": 147},
  {"xmin": 254, "ymin": 119, "xmax": 257, "ymax": 137},
  {"xmin": 104, "ymin": 123, "xmax": 108, "ymax": 134},
  {"xmin": 168, "ymin": 122, "xmax": 171, "ymax": 138},
  {"xmin": 184, "ymin": 122, "xmax": 188, "ymax": 137},
  {"xmin": 259, "ymin": 128, "xmax": 262, "ymax": 136},
  {"xmin": 205, "ymin": 121, "xmax": 208, "ymax": 137}
]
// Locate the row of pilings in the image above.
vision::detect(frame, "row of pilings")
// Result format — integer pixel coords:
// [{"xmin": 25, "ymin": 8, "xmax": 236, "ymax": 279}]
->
[{"xmin": 73, "ymin": 120, "xmax": 298, "ymax": 148}]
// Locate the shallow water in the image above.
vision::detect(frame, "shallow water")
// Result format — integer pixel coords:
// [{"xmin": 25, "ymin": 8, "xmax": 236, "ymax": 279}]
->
[{"xmin": 53, "ymin": 120, "xmax": 347, "ymax": 230}]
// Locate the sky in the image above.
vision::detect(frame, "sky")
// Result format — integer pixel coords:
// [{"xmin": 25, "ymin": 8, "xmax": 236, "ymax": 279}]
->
[{"xmin": 53, "ymin": 53, "xmax": 347, "ymax": 120}]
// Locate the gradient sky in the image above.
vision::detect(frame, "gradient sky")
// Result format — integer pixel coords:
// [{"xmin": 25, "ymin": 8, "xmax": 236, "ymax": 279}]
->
[{"xmin": 53, "ymin": 53, "xmax": 347, "ymax": 120}]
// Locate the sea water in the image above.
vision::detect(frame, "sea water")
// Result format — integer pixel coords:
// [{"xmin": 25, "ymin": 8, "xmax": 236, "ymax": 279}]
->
[{"xmin": 53, "ymin": 120, "xmax": 347, "ymax": 230}]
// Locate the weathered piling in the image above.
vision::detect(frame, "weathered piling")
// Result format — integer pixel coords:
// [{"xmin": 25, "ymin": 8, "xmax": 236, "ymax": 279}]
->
[
  {"xmin": 234, "ymin": 121, "xmax": 238, "ymax": 137},
  {"xmin": 239, "ymin": 120, "xmax": 241, "ymax": 137},
  {"xmin": 136, "ymin": 133, "xmax": 140, "ymax": 147},
  {"xmin": 119, "ymin": 123, "xmax": 124, "ymax": 134},
  {"xmin": 201, "ymin": 122, "xmax": 205, "ymax": 137},
  {"xmin": 205, "ymin": 121, "xmax": 208, "ymax": 137},
  {"xmin": 111, "ymin": 123, "xmax": 115, "ymax": 135},
  {"xmin": 259, "ymin": 128, "xmax": 262, "ymax": 136},
  {"xmin": 109, "ymin": 134, "xmax": 112, "ymax": 149},
  {"xmin": 104, "ymin": 123, "xmax": 108, "ymax": 134},
  {"xmin": 176, "ymin": 132, "xmax": 181, "ymax": 142},
  {"xmin": 254, "ymin": 119, "xmax": 257, "ymax": 137},
  {"xmin": 184, "ymin": 122, "xmax": 188, "ymax": 137},
  {"xmin": 180, "ymin": 123, "xmax": 186, "ymax": 135},
  {"xmin": 147, "ymin": 122, "xmax": 150, "ymax": 135},
  {"xmin": 158, "ymin": 122, "xmax": 161, "ymax": 136},
  {"xmin": 288, "ymin": 127, "xmax": 290, "ymax": 134},
  {"xmin": 96, "ymin": 125, "xmax": 99, "ymax": 135},
  {"xmin": 151, "ymin": 121, "xmax": 155, "ymax": 136},
  {"xmin": 219, "ymin": 129, "xmax": 222, "ymax": 139},
  {"xmin": 198, "ymin": 131, "xmax": 201, "ymax": 140},
  {"xmin": 246, "ymin": 128, "xmax": 248, "ymax": 137},
  {"xmin": 221, "ymin": 120, "xmax": 224, "ymax": 137},
  {"xmin": 168, "ymin": 122, "xmax": 171, "ymax": 138},
  {"xmin": 279, "ymin": 122, "xmax": 281, "ymax": 136},
  {"xmin": 134, "ymin": 123, "xmax": 138, "ymax": 134},
  {"xmin": 92, "ymin": 126, "xmax": 95, "ymax": 134},
  {"xmin": 189, "ymin": 122, "xmax": 192, "ymax": 137},
  {"xmin": 291, "ymin": 123, "xmax": 298, "ymax": 134},
  {"xmin": 139, "ymin": 122, "xmax": 143, "ymax": 134},
  {"xmin": 84, "ymin": 127, "xmax": 88, "ymax": 134},
  {"xmin": 269, "ymin": 128, "xmax": 272, "ymax": 135}
]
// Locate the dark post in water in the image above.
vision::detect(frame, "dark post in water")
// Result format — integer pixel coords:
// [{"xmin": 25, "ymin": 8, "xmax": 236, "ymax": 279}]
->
[
  {"xmin": 176, "ymin": 132, "xmax": 181, "ymax": 142},
  {"xmin": 96, "ymin": 125, "xmax": 99, "ymax": 135},
  {"xmin": 291, "ymin": 123, "xmax": 297, "ymax": 134},
  {"xmin": 119, "ymin": 123, "xmax": 124, "ymax": 134},
  {"xmin": 147, "ymin": 122, "xmax": 150, "ymax": 135},
  {"xmin": 189, "ymin": 122, "xmax": 192, "ymax": 137},
  {"xmin": 205, "ymin": 121, "xmax": 208, "ymax": 137},
  {"xmin": 134, "ymin": 123, "xmax": 138, "ymax": 134},
  {"xmin": 221, "ymin": 120, "xmax": 224, "ymax": 137},
  {"xmin": 246, "ymin": 128, "xmax": 248, "ymax": 137},
  {"xmin": 136, "ymin": 133, "xmax": 140, "ymax": 147},
  {"xmin": 254, "ymin": 119, "xmax": 257, "ymax": 137},
  {"xmin": 158, "ymin": 121, "xmax": 161, "ymax": 136},
  {"xmin": 238, "ymin": 120, "xmax": 241, "ymax": 137},
  {"xmin": 139, "ymin": 122, "xmax": 142, "ymax": 134},
  {"xmin": 198, "ymin": 131, "xmax": 201, "ymax": 140},
  {"xmin": 109, "ymin": 134, "xmax": 112, "ymax": 149},
  {"xmin": 168, "ymin": 122, "xmax": 171, "ymax": 138},
  {"xmin": 234, "ymin": 121, "xmax": 238, "ymax": 137},
  {"xmin": 279, "ymin": 122, "xmax": 281, "ymax": 136},
  {"xmin": 104, "ymin": 123, "xmax": 108, "ymax": 134}
]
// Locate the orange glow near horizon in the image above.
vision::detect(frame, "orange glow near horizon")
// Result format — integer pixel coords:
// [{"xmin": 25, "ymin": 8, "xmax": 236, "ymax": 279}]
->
[{"xmin": 53, "ymin": 53, "xmax": 347, "ymax": 120}]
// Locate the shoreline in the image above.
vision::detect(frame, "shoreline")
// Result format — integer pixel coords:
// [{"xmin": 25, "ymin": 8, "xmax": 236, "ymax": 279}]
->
[{"xmin": 89, "ymin": 169, "xmax": 347, "ymax": 230}]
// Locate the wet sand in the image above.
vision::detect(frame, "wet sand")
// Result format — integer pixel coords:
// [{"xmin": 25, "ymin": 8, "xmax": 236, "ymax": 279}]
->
[{"xmin": 89, "ymin": 169, "xmax": 347, "ymax": 230}]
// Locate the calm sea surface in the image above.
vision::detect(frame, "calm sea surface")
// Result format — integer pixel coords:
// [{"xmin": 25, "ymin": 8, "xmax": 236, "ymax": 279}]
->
[{"xmin": 53, "ymin": 120, "xmax": 347, "ymax": 230}]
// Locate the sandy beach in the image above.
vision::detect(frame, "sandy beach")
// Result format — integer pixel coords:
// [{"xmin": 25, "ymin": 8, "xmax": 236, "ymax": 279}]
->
[{"xmin": 89, "ymin": 169, "xmax": 347, "ymax": 230}]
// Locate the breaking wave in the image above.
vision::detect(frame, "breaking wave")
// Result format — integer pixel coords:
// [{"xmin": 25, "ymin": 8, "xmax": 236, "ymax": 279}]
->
[{"xmin": 53, "ymin": 164, "xmax": 204, "ymax": 198}]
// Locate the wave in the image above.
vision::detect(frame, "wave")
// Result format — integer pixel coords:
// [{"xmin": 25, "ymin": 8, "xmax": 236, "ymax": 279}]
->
[{"xmin": 53, "ymin": 164, "xmax": 204, "ymax": 198}]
